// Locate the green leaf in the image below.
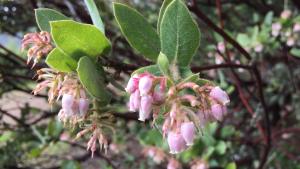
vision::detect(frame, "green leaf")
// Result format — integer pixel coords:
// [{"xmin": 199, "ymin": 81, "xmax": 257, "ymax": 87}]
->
[
  {"xmin": 216, "ymin": 141, "xmax": 227, "ymax": 155},
  {"xmin": 132, "ymin": 65, "xmax": 162, "ymax": 76},
  {"xmin": 181, "ymin": 73, "xmax": 199, "ymax": 84},
  {"xmin": 113, "ymin": 3, "xmax": 160, "ymax": 61},
  {"xmin": 46, "ymin": 48, "xmax": 77, "ymax": 72},
  {"xmin": 291, "ymin": 48, "xmax": 300, "ymax": 58},
  {"xmin": 0, "ymin": 131, "xmax": 13, "ymax": 142},
  {"xmin": 35, "ymin": 8, "xmax": 70, "ymax": 32},
  {"xmin": 237, "ymin": 33, "xmax": 251, "ymax": 47},
  {"xmin": 160, "ymin": 0, "xmax": 200, "ymax": 66},
  {"xmin": 157, "ymin": 52, "xmax": 170, "ymax": 76},
  {"xmin": 157, "ymin": 0, "xmax": 173, "ymax": 33},
  {"xmin": 139, "ymin": 129, "xmax": 163, "ymax": 146},
  {"xmin": 77, "ymin": 56, "xmax": 111, "ymax": 103},
  {"xmin": 50, "ymin": 20, "xmax": 110, "ymax": 60},
  {"xmin": 84, "ymin": 0, "xmax": 105, "ymax": 33},
  {"xmin": 225, "ymin": 162, "xmax": 237, "ymax": 169},
  {"xmin": 61, "ymin": 160, "xmax": 81, "ymax": 169},
  {"xmin": 47, "ymin": 120, "xmax": 63, "ymax": 138}
]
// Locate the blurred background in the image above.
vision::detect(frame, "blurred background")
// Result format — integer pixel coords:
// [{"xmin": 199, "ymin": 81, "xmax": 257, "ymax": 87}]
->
[{"xmin": 0, "ymin": 0, "xmax": 300, "ymax": 169}]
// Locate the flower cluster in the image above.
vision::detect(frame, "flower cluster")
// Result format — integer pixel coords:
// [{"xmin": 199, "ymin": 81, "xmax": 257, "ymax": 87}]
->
[
  {"xmin": 22, "ymin": 31, "xmax": 110, "ymax": 157},
  {"xmin": 21, "ymin": 31, "xmax": 53, "ymax": 67},
  {"xmin": 271, "ymin": 10, "xmax": 300, "ymax": 47},
  {"xmin": 125, "ymin": 73, "xmax": 230, "ymax": 154},
  {"xmin": 125, "ymin": 72, "xmax": 166, "ymax": 121}
]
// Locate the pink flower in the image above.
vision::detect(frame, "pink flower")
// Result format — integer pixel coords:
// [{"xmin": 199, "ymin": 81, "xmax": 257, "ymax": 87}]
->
[
  {"xmin": 125, "ymin": 75, "xmax": 138, "ymax": 93},
  {"xmin": 167, "ymin": 158, "xmax": 181, "ymax": 169},
  {"xmin": 271, "ymin": 23, "xmax": 281, "ymax": 37},
  {"xmin": 254, "ymin": 44, "xmax": 263, "ymax": 53},
  {"xmin": 293, "ymin": 23, "xmax": 300, "ymax": 32},
  {"xmin": 79, "ymin": 98, "xmax": 89, "ymax": 116},
  {"xmin": 129, "ymin": 90, "xmax": 140, "ymax": 112},
  {"xmin": 167, "ymin": 131, "xmax": 187, "ymax": 154},
  {"xmin": 281, "ymin": 10, "xmax": 292, "ymax": 19},
  {"xmin": 217, "ymin": 42, "xmax": 225, "ymax": 53},
  {"xmin": 287, "ymin": 37, "xmax": 295, "ymax": 46},
  {"xmin": 211, "ymin": 104, "xmax": 227, "ymax": 121},
  {"xmin": 209, "ymin": 86, "xmax": 230, "ymax": 105},
  {"xmin": 139, "ymin": 95, "xmax": 153, "ymax": 121},
  {"xmin": 62, "ymin": 94, "xmax": 74, "ymax": 114},
  {"xmin": 139, "ymin": 75, "xmax": 153, "ymax": 96},
  {"xmin": 180, "ymin": 122, "xmax": 195, "ymax": 146}
]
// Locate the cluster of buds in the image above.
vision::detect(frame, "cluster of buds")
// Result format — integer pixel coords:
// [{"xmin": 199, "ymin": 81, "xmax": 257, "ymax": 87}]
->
[
  {"xmin": 75, "ymin": 125, "xmax": 108, "ymax": 158},
  {"xmin": 143, "ymin": 146, "xmax": 167, "ymax": 164},
  {"xmin": 125, "ymin": 72, "xmax": 230, "ymax": 154},
  {"xmin": 21, "ymin": 31, "xmax": 53, "ymax": 67},
  {"xmin": 125, "ymin": 72, "xmax": 166, "ymax": 121},
  {"xmin": 271, "ymin": 10, "xmax": 300, "ymax": 47}
]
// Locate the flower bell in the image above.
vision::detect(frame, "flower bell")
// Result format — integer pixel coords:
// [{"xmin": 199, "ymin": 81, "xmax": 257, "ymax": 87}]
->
[
  {"xmin": 139, "ymin": 95, "xmax": 153, "ymax": 121},
  {"xmin": 79, "ymin": 98, "xmax": 89, "ymax": 116},
  {"xmin": 62, "ymin": 94, "xmax": 74, "ymax": 114},
  {"xmin": 211, "ymin": 104, "xmax": 227, "ymax": 121},
  {"xmin": 181, "ymin": 122, "xmax": 195, "ymax": 146},
  {"xmin": 209, "ymin": 86, "xmax": 230, "ymax": 105},
  {"xmin": 139, "ymin": 75, "xmax": 153, "ymax": 96},
  {"xmin": 125, "ymin": 75, "xmax": 138, "ymax": 93},
  {"xmin": 167, "ymin": 131, "xmax": 187, "ymax": 154}
]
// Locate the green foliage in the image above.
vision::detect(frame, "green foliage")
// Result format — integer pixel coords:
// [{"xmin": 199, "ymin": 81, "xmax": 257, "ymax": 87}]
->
[
  {"xmin": 139, "ymin": 129, "xmax": 163, "ymax": 146},
  {"xmin": 84, "ymin": 0, "xmax": 105, "ymax": 33},
  {"xmin": 225, "ymin": 162, "xmax": 237, "ymax": 169},
  {"xmin": 46, "ymin": 48, "xmax": 77, "ymax": 72},
  {"xmin": 157, "ymin": 0, "xmax": 173, "ymax": 34},
  {"xmin": 61, "ymin": 160, "xmax": 81, "ymax": 169},
  {"xmin": 35, "ymin": 8, "xmax": 70, "ymax": 32},
  {"xmin": 291, "ymin": 48, "xmax": 300, "ymax": 58},
  {"xmin": 113, "ymin": 3, "xmax": 161, "ymax": 61},
  {"xmin": 50, "ymin": 20, "xmax": 111, "ymax": 60},
  {"xmin": 132, "ymin": 65, "xmax": 162, "ymax": 76},
  {"xmin": 160, "ymin": 0, "xmax": 200, "ymax": 66},
  {"xmin": 77, "ymin": 56, "xmax": 111, "ymax": 103}
]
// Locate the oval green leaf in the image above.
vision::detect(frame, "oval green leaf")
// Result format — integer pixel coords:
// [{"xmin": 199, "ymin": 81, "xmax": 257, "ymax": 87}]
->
[
  {"xmin": 35, "ymin": 8, "xmax": 70, "ymax": 32},
  {"xmin": 46, "ymin": 48, "xmax": 77, "ymax": 72},
  {"xmin": 157, "ymin": 52, "xmax": 170, "ymax": 76},
  {"xmin": 157, "ymin": 0, "xmax": 173, "ymax": 34},
  {"xmin": 132, "ymin": 65, "xmax": 162, "ymax": 76},
  {"xmin": 160, "ymin": 0, "xmax": 200, "ymax": 66},
  {"xmin": 77, "ymin": 56, "xmax": 111, "ymax": 103},
  {"xmin": 113, "ymin": 3, "xmax": 160, "ymax": 61},
  {"xmin": 50, "ymin": 20, "xmax": 111, "ymax": 60}
]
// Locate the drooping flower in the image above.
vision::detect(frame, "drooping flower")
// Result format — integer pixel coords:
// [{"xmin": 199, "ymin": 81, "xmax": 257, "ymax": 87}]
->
[
  {"xmin": 180, "ymin": 122, "xmax": 196, "ymax": 146},
  {"xmin": 167, "ymin": 131, "xmax": 187, "ymax": 154},
  {"xmin": 167, "ymin": 158, "xmax": 181, "ymax": 169},
  {"xmin": 271, "ymin": 22, "xmax": 282, "ymax": 37},
  {"xmin": 209, "ymin": 86, "xmax": 230, "ymax": 105},
  {"xmin": 280, "ymin": 10, "xmax": 292, "ymax": 19},
  {"xmin": 287, "ymin": 37, "xmax": 295, "ymax": 46},
  {"xmin": 139, "ymin": 74, "xmax": 153, "ymax": 96},
  {"xmin": 293, "ymin": 23, "xmax": 300, "ymax": 32},
  {"xmin": 79, "ymin": 98, "xmax": 89, "ymax": 116},
  {"xmin": 254, "ymin": 44, "xmax": 264, "ymax": 53},
  {"xmin": 139, "ymin": 95, "xmax": 153, "ymax": 121},
  {"xmin": 211, "ymin": 104, "xmax": 227, "ymax": 121}
]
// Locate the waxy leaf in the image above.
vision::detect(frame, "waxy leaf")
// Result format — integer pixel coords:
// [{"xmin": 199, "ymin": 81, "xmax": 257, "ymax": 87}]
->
[
  {"xmin": 46, "ymin": 48, "xmax": 77, "ymax": 72},
  {"xmin": 113, "ymin": 3, "xmax": 160, "ymax": 61},
  {"xmin": 132, "ymin": 65, "xmax": 162, "ymax": 76},
  {"xmin": 77, "ymin": 56, "xmax": 111, "ymax": 103},
  {"xmin": 84, "ymin": 0, "xmax": 105, "ymax": 33},
  {"xmin": 157, "ymin": 0, "xmax": 173, "ymax": 34},
  {"xmin": 160, "ymin": 0, "xmax": 200, "ymax": 66},
  {"xmin": 157, "ymin": 52, "xmax": 170, "ymax": 76},
  {"xmin": 50, "ymin": 20, "xmax": 110, "ymax": 60},
  {"xmin": 35, "ymin": 8, "xmax": 70, "ymax": 32}
]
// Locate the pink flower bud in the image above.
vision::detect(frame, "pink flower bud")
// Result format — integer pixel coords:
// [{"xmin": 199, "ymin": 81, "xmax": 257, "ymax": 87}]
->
[
  {"xmin": 281, "ymin": 10, "xmax": 292, "ymax": 19},
  {"xmin": 271, "ymin": 23, "xmax": 281, "ymax": 37},
  {"xmin": 139, "ymin": 75, "xmax": 153, "ymax": 96},
  {"xmin": 293, "ymin": 23, "xmax": 300, "ymax": 32},
  {"xmin": 79, "ymin": 98, "xmax": 89, "ymax": 116},
  {"xmin": 62, "ymin": 94, "xmax": 74, "ymax": 114},
  {"xmin": 153, "ymin": 90, "xmax": 165, "ymax": 103},
  {"xmin": 129, "ymin": 90, "xmax": 141, "ymax": 112},
  {"xmin": 209, "ymin": 86, "xmax": 230, "ymax": 105},
  {"xmin": 197, "ymin": 111, "xmax": 208, "ymax": 128},
  {"xmin": 170, "ymin": 103, "xmax": 177, "ymax": 119},
  {"xmin": 217, "ymin": 42, "xmax": 225, "ymax": 53},
  {"xmin": 211, "ymin": 104, "xmax": 227, "ymax": 121},
  {"xmin": 167, "ymin": 131, "xmax": 187, "ymax": 154},
  {"xmin": 167, "ymin": 159, "xmax": 180, "ymax": 169},
  {"xmin": 125, "ymin": 75, "xmax": 138, "ymax": 93},
  {"xmin": 181, "ymin": 122, "xmax": 195, "ymax": 146},
  {"xmin": 139, "ymin": 95, "xmax": 153, "ymax": 121},
  {"xmin": 254, "ymin": 44, "xmax": 263, "ymax": 53}
]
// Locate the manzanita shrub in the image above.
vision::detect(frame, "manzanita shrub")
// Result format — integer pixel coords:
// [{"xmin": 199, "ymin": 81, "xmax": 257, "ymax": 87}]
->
[{"xmin": 21, "ymin": 0, "xmax": 230, "ymax": 161}]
